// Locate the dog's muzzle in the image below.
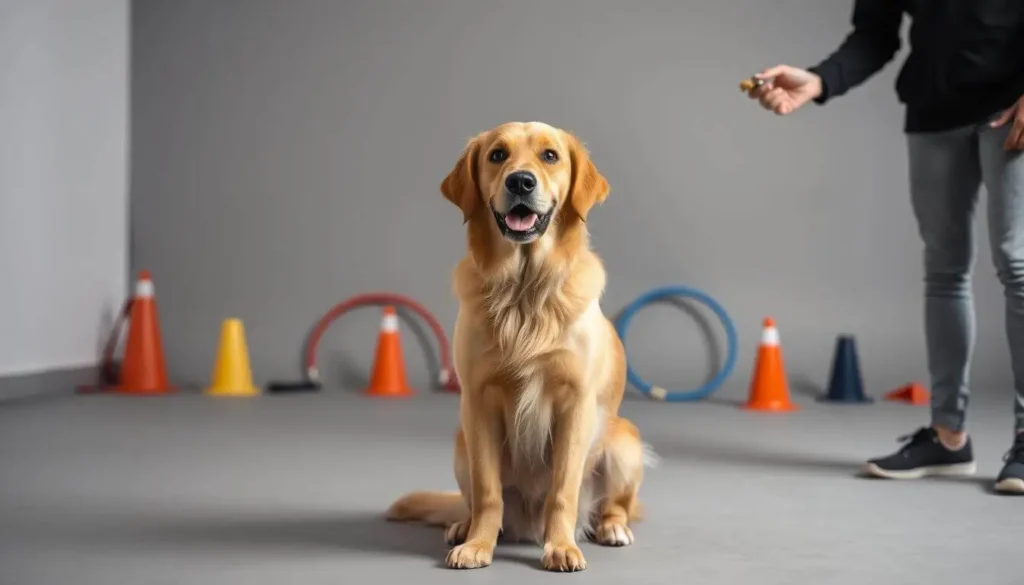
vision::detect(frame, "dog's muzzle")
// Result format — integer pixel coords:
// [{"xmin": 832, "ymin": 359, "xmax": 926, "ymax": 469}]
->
[{"xmin": 492, "ymin": 171, "xmax": 554, "ymax": 243}]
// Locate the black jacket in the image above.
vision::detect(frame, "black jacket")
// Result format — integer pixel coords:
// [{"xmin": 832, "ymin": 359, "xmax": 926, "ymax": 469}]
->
[{"xmin": 808, "ymin": 0, "xmax": 1024, "ymax": 133}]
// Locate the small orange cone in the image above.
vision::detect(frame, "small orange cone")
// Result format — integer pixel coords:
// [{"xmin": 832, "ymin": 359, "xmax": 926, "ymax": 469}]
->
[
  {"xmin": 206, "ymin": 318, "xmax": 260, "ymax": 397},
  {"xmin": 743, "ymin": 317, "xmax": 798, "ymax": 412},
  {"xmin": 364, "ymin": 306, "xmax": 414, "ymax": 398},
  {"xmin": 116, "ymin": 270, "xmax": 173, "ymax": 395},
  {"xmin": 884, "ymin": 382, "xmax": 930, "ymax": 406}
]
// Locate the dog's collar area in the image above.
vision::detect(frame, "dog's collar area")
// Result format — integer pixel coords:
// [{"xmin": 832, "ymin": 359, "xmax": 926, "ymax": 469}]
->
[{"xmin": 491, "ymin": 203, "xmax": 553, "ymax": 243}]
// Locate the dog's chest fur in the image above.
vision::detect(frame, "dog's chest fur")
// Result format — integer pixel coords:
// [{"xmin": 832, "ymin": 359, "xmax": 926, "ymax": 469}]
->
[
  {"xmin": 476, "ymin": 252, "xmax": 606, "ymax": 497},
  {"xmin": 484, "ymin": 284, "xmax": 607, "ymax": 543}
]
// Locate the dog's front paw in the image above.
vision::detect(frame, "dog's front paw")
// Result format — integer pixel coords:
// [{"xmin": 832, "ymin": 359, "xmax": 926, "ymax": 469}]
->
[
  {"xmin": 541, "ymin": 542, "xmax": 587, "ymax": 572},
  {"xmin": 444, "ymin": 520, "xmax": 470, "ymax": 546},
  {"xmin": 594, "ymin": 521, "xmax": 634, "ymax": 547},
  {"xmin": 445, "ymin": 541, "xmax": 493, "ymax": 569}
]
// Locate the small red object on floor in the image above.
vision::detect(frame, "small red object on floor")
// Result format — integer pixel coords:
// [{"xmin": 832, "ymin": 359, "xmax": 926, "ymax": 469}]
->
[{"xmin": 884, "ymin": 382, "xmax": 930, "ymax": 406}]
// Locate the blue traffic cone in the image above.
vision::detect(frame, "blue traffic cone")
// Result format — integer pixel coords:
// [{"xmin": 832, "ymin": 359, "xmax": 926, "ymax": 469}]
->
[{"xmin": 818, "ymin": 335, "xmax": 873, "ymax": 403}]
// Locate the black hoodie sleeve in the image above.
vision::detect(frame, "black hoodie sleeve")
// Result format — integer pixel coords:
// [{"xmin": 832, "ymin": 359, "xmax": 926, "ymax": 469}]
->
[{"xmin": 807, "ymin": 0, "xmax": 905, "ymax": 104}]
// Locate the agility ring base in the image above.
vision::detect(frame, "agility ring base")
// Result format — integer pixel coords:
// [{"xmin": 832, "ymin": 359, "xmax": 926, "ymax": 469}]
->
[{"xmin": 614, "ymin": 285, "xmax": 739, "ymax": 402}]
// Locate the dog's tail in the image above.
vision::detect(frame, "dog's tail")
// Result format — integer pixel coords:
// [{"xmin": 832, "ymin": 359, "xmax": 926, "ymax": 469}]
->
[
  {"xmin": 385, "ymin": 491, "xmax": 468, "ymax": 527},
  {"xmin": 627, "ymin": 442, "xmax": 660, "ymax": 523}
]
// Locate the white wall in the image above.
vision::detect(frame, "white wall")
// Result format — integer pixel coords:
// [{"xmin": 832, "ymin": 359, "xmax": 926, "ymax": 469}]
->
[{"xmin": 0, "ymin": 0, "xmax": 128, "ymax": 376}]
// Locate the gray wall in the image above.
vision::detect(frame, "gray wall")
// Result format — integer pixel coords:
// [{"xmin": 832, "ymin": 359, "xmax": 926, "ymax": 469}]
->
[{"xmin": 131, "ymin": 0, "xmax": 1014, "ymax": 402}]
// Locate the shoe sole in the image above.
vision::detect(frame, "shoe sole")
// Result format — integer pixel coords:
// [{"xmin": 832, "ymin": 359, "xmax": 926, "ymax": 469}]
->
[
  {"xmin": 861, "ymin": 461, "xmax": 977, "ymax": 480},
  {"xmin": 994, "ymin": 477, "xmax": 1024, "ymax": 494}
]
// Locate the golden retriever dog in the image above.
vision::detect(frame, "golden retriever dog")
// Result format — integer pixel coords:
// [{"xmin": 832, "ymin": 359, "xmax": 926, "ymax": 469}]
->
[{"xmin": 386, "ymin": 121, "xmax": 654, "ymax": 572}]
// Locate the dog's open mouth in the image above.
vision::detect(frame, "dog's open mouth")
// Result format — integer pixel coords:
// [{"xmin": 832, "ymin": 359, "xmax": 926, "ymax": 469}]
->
[{"xmin": 493, "ymin": 203, "xmax": 553, "ymax": 242}]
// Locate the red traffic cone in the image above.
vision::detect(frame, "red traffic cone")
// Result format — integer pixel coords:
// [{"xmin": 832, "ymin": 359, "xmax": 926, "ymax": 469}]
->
[
  {"xmin": 743, "ymin": 317, "xmax": 799, "ymax": 412},
  {"xmin": 116, "ymin": 270, "xmax": 173, "ymax": 395},
  {"xmin": 364, "ymin": 306, "xmax": 414, "ymax": 398}
]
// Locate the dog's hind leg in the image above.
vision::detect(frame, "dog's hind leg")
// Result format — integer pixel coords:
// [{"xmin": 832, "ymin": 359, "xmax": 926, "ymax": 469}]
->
[{"xmin": 590, "ymin": 416, "xmax": 652, "ymax": 547}]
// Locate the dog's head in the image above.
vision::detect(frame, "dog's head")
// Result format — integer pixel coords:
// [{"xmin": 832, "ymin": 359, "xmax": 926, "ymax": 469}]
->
[{"xmin": 440, "ymin": 121, "xmax": 610, "ymax": 246}]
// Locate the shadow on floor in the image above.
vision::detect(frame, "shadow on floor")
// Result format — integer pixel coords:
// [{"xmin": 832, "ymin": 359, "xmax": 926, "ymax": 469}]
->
[
  {"xmin": 650, "ymin": 437, "xmax": 1002, "ymax": 492},
  {"xmin": 26, "ymin": 508, "xmax": 549, "ymax": 569},
  {"xmin": 789, "ymin": 375, "xmax": 825, "ymax": 400},
  {"xmin": 856, "ymin": 473, "xmax": 1002, "ymax": 492},
  {"xmin": 651, "ymin": 437, "xmax": 863, "ymax": 475}
]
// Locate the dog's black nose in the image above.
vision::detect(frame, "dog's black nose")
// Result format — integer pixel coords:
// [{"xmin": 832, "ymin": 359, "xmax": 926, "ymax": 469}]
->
[{"xmin": 505, "ymin": 171, "xmax": 537, "ymax": 196}]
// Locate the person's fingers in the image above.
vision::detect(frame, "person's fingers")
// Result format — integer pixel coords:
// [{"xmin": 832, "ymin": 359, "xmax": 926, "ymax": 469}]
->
[
  {"xmin": 990, "ymin": 104, "xmax": 1017, "ymax": 127},
  {"xmin": 750, "ymin": 82, "xmax": 773, "ymax": 99},
  {"xmin": 766, "ymin": 98, "xmax": 787, "ymax": 115},
  {"xmin": 763, "ymin": 88, "xmax": 799, "ymax": 115},
  {"xmin": 759, "ymin": 87, "xmax": 783, "ymax": 102},
  {"xmin": 760, "ymin": 88, "xmax": 786, "ymax": 110},
  {"xmin": 1006, "ymin": 120, "xmax": 1024, "ymax": 151},
  {"xmin": 755, "ymin": 65, "xmax": 790, "ymax": 80}
]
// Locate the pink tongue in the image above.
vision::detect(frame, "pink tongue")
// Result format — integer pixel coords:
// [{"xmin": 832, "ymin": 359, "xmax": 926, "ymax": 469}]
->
[{"xmin": 505, "ymin": 213, "xmax": 538, "ymax": 231}]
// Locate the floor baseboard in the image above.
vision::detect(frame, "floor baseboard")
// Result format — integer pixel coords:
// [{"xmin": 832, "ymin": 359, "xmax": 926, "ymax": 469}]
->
[{"xmin": 0, "ymin": 366, "xmax": 98, "ymax": 404}]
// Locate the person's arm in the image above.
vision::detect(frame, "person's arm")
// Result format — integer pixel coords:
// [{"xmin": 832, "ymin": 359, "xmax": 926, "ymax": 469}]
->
[{"xmin": 807, "ymin": 0, "xmax": 905, "ymax": 104}]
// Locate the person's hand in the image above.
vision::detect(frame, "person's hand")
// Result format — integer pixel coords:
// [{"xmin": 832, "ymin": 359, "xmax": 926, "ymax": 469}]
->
[
  {"xmin": 746, "ymin": 65, "xmax": 824, "ymax": 115},
  {"xmin": 990, "ymin": 95, "xmax": 1024, "ymax": 151}
]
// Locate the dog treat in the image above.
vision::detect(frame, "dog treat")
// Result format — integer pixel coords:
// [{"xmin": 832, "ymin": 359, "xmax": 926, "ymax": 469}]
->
[{"xmin": 739, "ymin": 77, "xmax": 764, "ymax": 92}]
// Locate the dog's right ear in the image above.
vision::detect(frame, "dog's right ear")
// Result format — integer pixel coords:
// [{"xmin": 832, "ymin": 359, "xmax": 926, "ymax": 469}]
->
[
  {"xmin": 440, "ymin": 136, "xmax": 483, "ymax": 224},
  {"xmin": 565, "ymin": 131, "xmax": 610, "ymax": 222}
]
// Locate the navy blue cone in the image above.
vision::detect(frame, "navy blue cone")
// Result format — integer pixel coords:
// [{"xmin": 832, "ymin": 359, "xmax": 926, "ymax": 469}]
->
[{"xmin": 818, "ymin": 335, "xmax": 873, "ymax": 403}]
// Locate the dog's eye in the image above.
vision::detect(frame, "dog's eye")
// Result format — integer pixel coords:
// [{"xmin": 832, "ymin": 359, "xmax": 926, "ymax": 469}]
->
[
  {"xmin": 488, "ymin": 149, "xmax": 508, "ymax": 163},
  {"xmin": 541, "ymin": 149, "xmax": 559, "ymax": 163}
]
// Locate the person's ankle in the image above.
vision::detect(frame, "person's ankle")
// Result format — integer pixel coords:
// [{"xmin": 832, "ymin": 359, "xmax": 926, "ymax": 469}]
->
[{"xmin": 933, "ymin": 425, "xmax": 967, "ymax": 450}]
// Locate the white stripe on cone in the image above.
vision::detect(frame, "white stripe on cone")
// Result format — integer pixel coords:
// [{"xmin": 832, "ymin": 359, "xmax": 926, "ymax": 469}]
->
[
  {"xmin": 381, "ymin": 313, "xmax": 399, "ymax": 333},
  {"xmin": 136, "ymin": 278, "xmax": 154, "ymax": 299}
]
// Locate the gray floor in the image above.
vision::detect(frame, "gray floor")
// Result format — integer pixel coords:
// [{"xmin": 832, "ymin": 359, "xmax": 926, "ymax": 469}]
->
[{"xmin": 2, "ymin": 383, "xmax": 1021, "ymax": 585}]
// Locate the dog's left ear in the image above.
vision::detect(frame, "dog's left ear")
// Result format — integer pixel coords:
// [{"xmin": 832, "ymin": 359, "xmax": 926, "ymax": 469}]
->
[
  {"xmin": 565, "ymin": 132, "xmax": 610, "ymax": 221},
  {"xmin": 440, "ymin": 135, "xmax": 483, "ymax": 223}
]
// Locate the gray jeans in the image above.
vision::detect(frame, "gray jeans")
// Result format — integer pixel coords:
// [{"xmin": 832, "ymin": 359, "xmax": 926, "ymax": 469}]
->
[{"xmin": 907, "ymin": 117, "xmax": 1024, "ymax": 434}]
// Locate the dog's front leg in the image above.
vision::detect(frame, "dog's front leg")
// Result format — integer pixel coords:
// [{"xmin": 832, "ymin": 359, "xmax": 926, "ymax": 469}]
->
[
  {"xmin": 542, "ymin": 392, "xmax": 596, "ymax": 572},
  {"xmin": 445, "ymin": 387, "xmax": 505, "ymax": 570}
]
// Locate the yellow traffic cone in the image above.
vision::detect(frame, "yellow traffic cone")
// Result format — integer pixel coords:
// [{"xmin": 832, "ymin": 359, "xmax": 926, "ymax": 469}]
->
[{"xmin": 206, "ymin": 318, "xmax": 260, "ymax": 397}]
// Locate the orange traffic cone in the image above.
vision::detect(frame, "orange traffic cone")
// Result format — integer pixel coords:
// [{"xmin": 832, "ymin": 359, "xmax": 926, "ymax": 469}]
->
[
  {"xmin": 116, "ymin": 270, "xmax": 173, "ymax": 395},
  {"xmin": 743, "ymin": 317, "xmax": 798, "ymax": 412},
  {"xmin": 364, "ymin": 306, "xmax": 414, "ymax": 398},
  {"xmin": 884, "ymin": 382, "xmax": 930, "ymax": 406}
]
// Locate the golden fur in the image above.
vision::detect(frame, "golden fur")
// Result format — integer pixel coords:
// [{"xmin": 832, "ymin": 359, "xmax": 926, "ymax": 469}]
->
[{"xmin": 386, "ymin": 121, "xmax": 654, "ymax": 572}]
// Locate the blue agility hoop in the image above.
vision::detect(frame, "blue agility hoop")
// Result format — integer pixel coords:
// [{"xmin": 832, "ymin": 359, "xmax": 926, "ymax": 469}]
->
[{"xmin": 614, "ymin": 285, "xmax": 739, "ymax": 402}]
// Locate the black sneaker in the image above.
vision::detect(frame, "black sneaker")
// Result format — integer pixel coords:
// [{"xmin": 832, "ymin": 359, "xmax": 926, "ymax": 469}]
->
[
  {"xmin": 994, "ymin": 433, "xmax": 1024, "ymax": 494},
  {"xmin": 861, "ymin": 427, "xmax": 976, "ymax": 479}
]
